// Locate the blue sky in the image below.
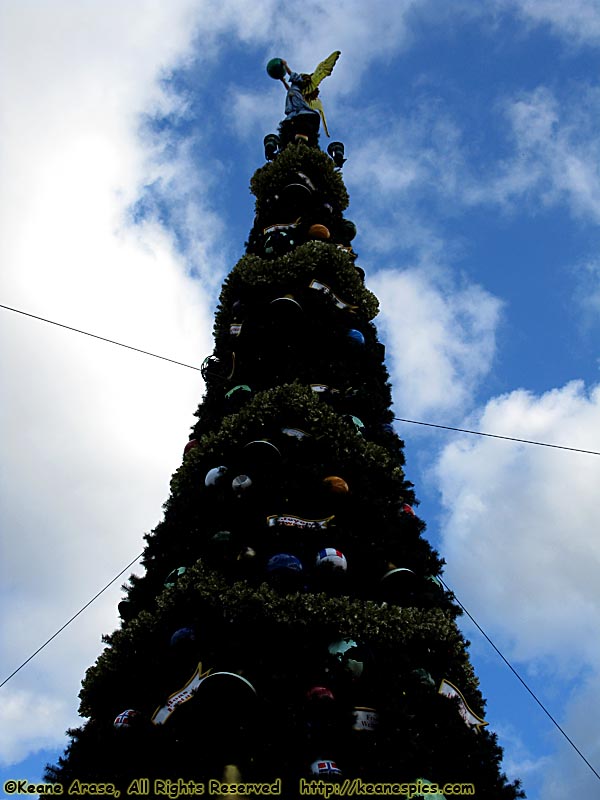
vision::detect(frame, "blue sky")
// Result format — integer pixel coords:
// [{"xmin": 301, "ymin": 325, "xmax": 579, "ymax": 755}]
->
[{"xmin": 2, "ymin": 2, "xmax": 600, "ymax": 797}]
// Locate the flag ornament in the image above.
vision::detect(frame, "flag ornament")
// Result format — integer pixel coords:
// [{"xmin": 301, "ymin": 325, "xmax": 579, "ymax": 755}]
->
[
  {"xmin": 310, "ymin": 760, "xmax": 342, "ymax": 776},
  {"xmin": 438, "ymin": 678, "xmax": 488, "ymax": 731}
]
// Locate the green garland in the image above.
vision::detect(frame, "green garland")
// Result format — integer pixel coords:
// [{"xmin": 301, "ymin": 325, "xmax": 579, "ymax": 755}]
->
[{"xmin": 250, "ymin": 141, "xmax": 349, "ymax": 211}]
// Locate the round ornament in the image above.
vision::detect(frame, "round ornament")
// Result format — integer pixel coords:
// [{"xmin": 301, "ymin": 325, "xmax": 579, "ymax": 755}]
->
[
  {"xmin": 346, "ymin": 415, "xmax": 365, "ymax": 435},
  {"xmin": 201, "ymin": 354, "xmax": 228, "ymax": 382},
  {"xmin": 193, "ymin": 672, "xmax": 258, "ymax": 720},
  {"xmin": 306, "ymin": 686, "xmax": 335, "ymax": 703},
  {"xmin": 401, "ymin": 503, "xmax": 416, "ymax": 516},
  {"xmin": 323, "ymin": 475, "xmax": 349, "ymax": 494},
  {"xmin": 307, "ymin": 223, "xmax": 331, "ymax": 240},
  {"xmin": 339, "ymin": 219, "xmax": 357, "ymax": 243},
  {"xmin": 113, "ymin": 709, "xmax": 141, "ymax": 729},
  {"xmin": 183, "ymin": 439, "xmax": 199, "ymax": 457},
  {"xmin": 237, "ymin": 545, "xmax": 257, "ymax": 563},
  {"xmin": 269, "ymin": 295, "xmax": 303, "ymax": 314},
  {"xmin": 316, "ymin": 548, "xmax": 347, "ymax": 573},
  {"xmin": 225, "ymin": 384, "xmax": 252, "ymax": 407},
  {"xmin": 209, "ymin": 530, "xmax": 234, "ymax": 559},
  {"xmin": 281, "ymin": 426, "xmax": 311, "ymax": 440},
  {"xmin": 426, "ymin": 574, "xmax": 443, "ymax": 590},
  {"xmin": 164, "ymin": 566, "xmax": 187, "ymax": 589},
  {"xmin": 266, "ymin": 58, "xmax": 286, "ymax": 79},
  {"xmin": 347, "ymin": 329, "xmax": 365, "ymax": 346},
  {"xmin": 232, "ymin": 474, "xmax": 252, "ymax": 494},
  {"xmin": 264, "ymin": 229, "xmax": 296, "ymax": 256},
  {"xmin": 310, "ymin": 760, "xmax": 342, "ymax": 777},
  {"xmin": 243, "ymin": 439, "xmax": 282, "ymax": 464},
  {"xmin": 117, "ymin": 600, "xmax": 134, "ymax": 621},
  {"xmin": 170, "ymin": 627, "xmax": 197, "ymax": 648},
  {"xmin": 412, "ymin": 668, "xmax": 436, "ymax": 690},
  {"xmin": 321, "ymin": 202, "xmax": 334, "ymax": 219},
  {"xmin": 380, "ymin": 567, "xmax": 416, "ymax": 602},
  {"xmin": 328, "ymin": 639, "xmax": 364, "ymax": 680},
  {"xmin": 281, "ymin": 182, "xmax": 313, "ymax": 212},
  {"xmin": 205, "ymin": 465, "xmax": 228, "ymax": 488},
  {"xmin": 231, "ymin": 300, "xmax": 245, "ymax": 320},
  {"xmin": 267, "ymin": 553, "xmax": 303, "ymax": 577}
]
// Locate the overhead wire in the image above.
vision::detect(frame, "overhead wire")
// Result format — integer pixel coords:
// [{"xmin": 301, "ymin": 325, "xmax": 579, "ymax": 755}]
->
[
  {"xmin": 394, "ymin": 417, "xmax": 600, "ymax": 456},
  {"xmin": 0, "ymin": 552, "xmax": 143, "ymax": 690},
  {"xmin": 3, "ymin": 301, "xmax": 600, "ymax": 456},
  {"xmin": 0, "ymin": 303, "xmax": 202, "ymax": 372},
  {"xmin": 2, "ymin": 300, "xmax": 600, "ymax": 778},
  {"xmin": 440, "ymin": 578, "xmax": 600, "ymax": 783}
]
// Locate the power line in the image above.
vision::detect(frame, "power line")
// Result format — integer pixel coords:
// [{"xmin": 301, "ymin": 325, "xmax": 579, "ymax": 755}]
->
[
  {"xmin": 0, "ymin": 552, "xmax": 143, "ymax": 690},
  {"xmin": 441, "ymin": 578, "xmax": 600, "ymax": 783},
  {"xmin": 394, "ymin": 418, "xmax": 600, "ymax": 456},
  {"xmin": 0, "ymin": 303, "xmax": 202, "ymax": 372},
  {"xmin": 3, "ymin": 301, "xmax": 599, "ymax": 458}
]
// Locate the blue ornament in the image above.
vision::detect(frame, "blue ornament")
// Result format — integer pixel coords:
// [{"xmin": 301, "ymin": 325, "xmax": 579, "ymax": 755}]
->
[
  {"xmin": 170, "ymin": 627, "xmax": 197, "ymax": 648},
  {"xmin": 205, "ymin": 466, "xmax": 228, "ymax": 487},
  {"xmin": 347, "ymin": 329, "xmax": 365, "ymax": 345},
  {"xmin": 267, "ymin": 553, "xmax": 303, "ymax": 576}
]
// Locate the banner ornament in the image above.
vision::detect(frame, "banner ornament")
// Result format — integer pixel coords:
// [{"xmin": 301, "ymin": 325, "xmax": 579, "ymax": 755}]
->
[
  {"xmin": 308, "ymin": 279, "xmax": 358, "ymax": 312},
  {"xmin": 438, "ymin": 678, "xmax": 488, "ymax": 732},
  {"xmin": 267, "ymin": 514, "xmax": 335, "ymax": 531},
  {"xmin": 152, "ymin": 662, "xmax": 212, "ymax": 725},
  {"xmin": 152, "ymin": 665, "xmax": 258, "ymax": 726}
]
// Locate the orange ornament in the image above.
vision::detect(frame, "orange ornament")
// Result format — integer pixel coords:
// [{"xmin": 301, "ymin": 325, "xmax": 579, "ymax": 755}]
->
[
  {"xmin": 323, "ymin": 475, "xmax": 349, "ymax": 494},
  {"xmin": 308, "ymin": 223, "xmax": 331, "ymax": 240}
]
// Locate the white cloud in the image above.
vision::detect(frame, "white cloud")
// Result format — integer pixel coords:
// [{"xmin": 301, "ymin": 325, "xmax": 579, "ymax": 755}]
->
[
  {"xmin": 0, "ymin": 690, "xmax": 68, "ymax": 767},
  {"xmin": 370, "ymin": 268, "xmax": 502, "ymax": 420},
  {"xmin": 538, "ymin": 675, "xmax": 600, "ymax": 797},
  {"xmin": 0, "ymin": 0, "xmax": 218, "ymax": 766},
  {"xmin": 432, "ymin": 379, "xmax": 600, "ymax": 794},
  {"xmin": 474, "ymin": 85, "xmax": 600, "ymax": 221},
  {"xmin": 505, "ymin": 0, "xmax": 600, "ymax": 46},
  {"xmin": 435, "ymin": 380, "xmax": 600, "ymax": 667},
  {"xmin": 573, "ymin": 258, "xmax": 600, "ymax": 326}
]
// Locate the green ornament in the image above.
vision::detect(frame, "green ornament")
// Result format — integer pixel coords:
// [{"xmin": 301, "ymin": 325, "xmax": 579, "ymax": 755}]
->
[
  {"xmin": 164, "ymin": 566, "xmax": 187, "ymax": 589},
  {"xmin": 266, "ymin": 58, "xmax": 285, "ymax": 80}
]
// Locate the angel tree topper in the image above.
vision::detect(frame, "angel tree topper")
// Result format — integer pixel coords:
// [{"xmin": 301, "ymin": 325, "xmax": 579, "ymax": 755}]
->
[{"xmin": 274, "ymin": 51, "xmax": 340, "ymax": 139}]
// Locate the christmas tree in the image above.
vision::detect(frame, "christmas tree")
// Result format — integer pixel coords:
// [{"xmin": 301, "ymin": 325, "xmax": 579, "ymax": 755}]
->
[{"xmin": 46, "ymin": 55, "xmax": 523, "ymax": 799}]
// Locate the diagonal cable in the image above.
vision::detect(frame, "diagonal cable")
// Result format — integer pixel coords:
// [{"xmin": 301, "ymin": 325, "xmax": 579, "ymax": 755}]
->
[
  {"xmin": 441, "ymin": 578, "xmax": 600, "ymax": 782},
  {"xmin": 0, "ymin": 552, "xmax": 143, "ymax": 689},
  {"xmin": 394, "ymin": 417, "xmax": 600, "ymax": 457},
  {"xmin": 0, "ymin": 303, "xmax": 201, "ymax": 371}
]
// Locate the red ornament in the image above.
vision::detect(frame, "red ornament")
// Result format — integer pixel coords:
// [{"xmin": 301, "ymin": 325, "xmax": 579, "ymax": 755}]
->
[{"xmin": 183, "ymin": 439, "xmax": 198, "ymax": 457}]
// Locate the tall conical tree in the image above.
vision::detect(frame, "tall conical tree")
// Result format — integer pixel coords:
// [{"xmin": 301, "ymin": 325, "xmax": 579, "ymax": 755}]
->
[{"xmin": 46, "ymin": 60, "xmax": 524, "ymax": 799}]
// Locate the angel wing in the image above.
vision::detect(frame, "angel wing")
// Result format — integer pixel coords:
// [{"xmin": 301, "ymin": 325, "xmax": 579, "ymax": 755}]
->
[
  {"xmin": 302, "ymin": 51, "xmax": 340, "ymax": 137},
  {"xmin": 304, "ymin": 51, "xmax": 341, "ymax": 96}
]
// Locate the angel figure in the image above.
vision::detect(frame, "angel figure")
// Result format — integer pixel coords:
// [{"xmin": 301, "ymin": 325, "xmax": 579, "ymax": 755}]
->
[{"xmin": 280, "ymin": 51, "xmax": 340, "ymax": 137}]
